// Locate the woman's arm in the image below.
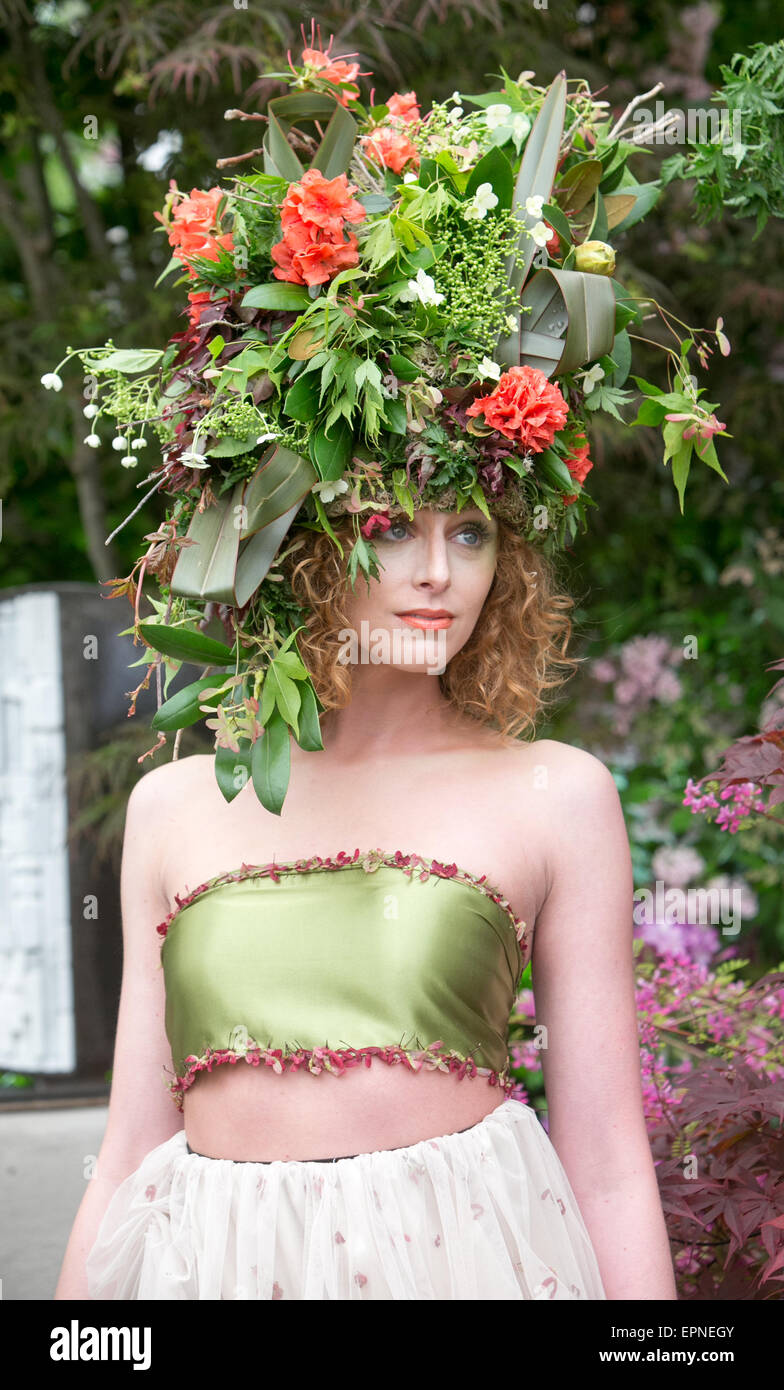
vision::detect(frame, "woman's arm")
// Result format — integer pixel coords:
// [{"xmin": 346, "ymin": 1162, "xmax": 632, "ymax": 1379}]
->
[
  {"xmin": 54, "ymin": 764, "xmax": 184, "ymax": 1300},
  {"xmin": 530, "ymin": 742, "xmax": 678, "ymax": 1300}
]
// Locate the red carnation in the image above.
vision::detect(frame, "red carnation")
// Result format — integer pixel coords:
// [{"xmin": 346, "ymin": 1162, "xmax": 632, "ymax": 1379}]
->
[{"xmin": 465, "ymin": 365, "xmax": 569, "ymax": 453}]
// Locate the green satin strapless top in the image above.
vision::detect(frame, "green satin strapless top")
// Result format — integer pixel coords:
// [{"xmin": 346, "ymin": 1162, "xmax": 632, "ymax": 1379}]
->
[{"xmin": 156, "ymin": 849, "xmax": 532, "ymax": 1109}]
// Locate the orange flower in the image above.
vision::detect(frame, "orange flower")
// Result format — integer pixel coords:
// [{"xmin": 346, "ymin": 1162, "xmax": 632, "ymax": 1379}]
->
[
  {"xmin": 386, "ymin": 90, "xmax": 420, "ymax": 124},
  {"xmin": 562, "ymin": 436, "xmax": 594, "ymax": 504},
  {"xmin": 271, "ymin": 169, "xmax": 366, "ymax": 287},
  {"xmin": 156, "ymin": 183, "xmax": 233, "ymax": 277},
  {"xmin": 280, "ymin": 168, "xmax": 366, "ymax": 240},
  {"xmin": 301, "ymin": 45, "xmax": 361, "ymax": 105},
  {"xmin": 271, "ymin": 230, "xmax": 361, "ymax": 287},
  {"xmin": 361, "ymin": 126, "xmax": 420, "ymax": 174},
  {"xmin": 465, "ymin": 365, "xmax": 569, "ymax": 453},
  {"xmin": 186, "ymin": 290, "xmax": 214, "ymax": 325}
]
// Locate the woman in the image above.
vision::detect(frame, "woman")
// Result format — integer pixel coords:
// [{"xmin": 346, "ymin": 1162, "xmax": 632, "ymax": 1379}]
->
[{"xmin": 55, "ymin": 503, "xmax": 677, "ymax": 1300}]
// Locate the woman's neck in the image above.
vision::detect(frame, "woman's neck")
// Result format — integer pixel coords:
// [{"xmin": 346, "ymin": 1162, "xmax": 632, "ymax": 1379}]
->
[{"xmin": 315, "ymin": 665, "xmax": 460, "ymax": 762}]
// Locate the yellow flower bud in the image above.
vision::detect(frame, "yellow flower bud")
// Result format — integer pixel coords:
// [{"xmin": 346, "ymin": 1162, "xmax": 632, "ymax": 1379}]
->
[{"xmin": 574, "ymin": 240, "xmax": 616, "ymax": 276}]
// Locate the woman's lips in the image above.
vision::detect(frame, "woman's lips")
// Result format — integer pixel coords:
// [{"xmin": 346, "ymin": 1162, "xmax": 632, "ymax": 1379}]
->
[{"xmin": 395, "ymin": 612, "xmax": 454, "ymax": 630}]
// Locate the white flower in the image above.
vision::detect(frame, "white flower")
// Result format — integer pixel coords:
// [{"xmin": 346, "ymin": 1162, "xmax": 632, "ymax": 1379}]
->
[
  {"xmin": 131, "ymin": 437, "xmax": 147, "ymax": 448},
  {"xmin": 120, "ymin": 455, "xmax": 138, "ymax": 469},
  {"xmin": 398, "ymin": 268, "xmax": 445, "ymax": 307},
  {"xmin": 256, "ymin": 432, "xmax": 277, "ymax": 444},
  {"xmin": 450, "ymin": 90, "xmax": 462, "ymax": 102},
  {"xmin": 83, "ymin": 402, "xmax": 99, "ymax": 419},
  {"xmin": 402, "ymin": 171, "xmax": 419, "ymax": 184},
  {"xmin": 477, "ymin": 356, "xmax": 502, "ymax": 381},
  {"xmin": 41, "ymin": 372, "xmax": 63, "ymax": 391},
  {"xmin": 111, "ymin": 436, "xmax": 129, "ymax": 451},
  {"xmin": 529, "ymin": 220, "xmax": 551, "ymax": 248},
  {"xmin": 581, "ymin": 364, "xmax": 605, "ymax": 393},
  {"xmin": 463, "ymin": 181, "xmax": 499, "ymax": 221},
  {"xmin": 180, "ymin": 449, "xmax": 209, "ymax": 468},
  {"xmin": 83, "ymin": 434, "xmax": 101, "ymax": 448},
  {"xmin": 524, "ymin": 195, "xmax": 545, "ymax": 219},
  {"xmin": 312, "ymin": 477, "xmax": 350, "ymax": 504},
  {"xmin": 511, "ymin": 113, "xmax": 531, "ymax": 143},
  {"xmin": 447, "ymin": 106, "xmax": 464, "ymax": 124},
  {"xmin": 505, "ymin": 313, "xmax": 519, "ymax": 332},
  {"xmin": 485, "ymin": 103, "xmax": 512, "ymax": 132}
]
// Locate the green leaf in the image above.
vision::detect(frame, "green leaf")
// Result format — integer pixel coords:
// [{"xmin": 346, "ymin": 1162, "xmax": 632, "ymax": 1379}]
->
[
  {"xmin": 537, "ymin": 448, "xmax": 575, "ymax": 490},
  {"xmin": 207, "ymin": 435, "xmax": 258, "ymax": 457},
  {"xmin": 266, "ymin": 661, "xmax": 301, "ymax": 735},
  {"xmin": 312, "ymin": 417, "xmax": 354, "ymax": 480},
  {"xmin": 670, "ymin": 439, "xmax": 694, "ymax": 514},
  {"xmin": 555, "ymin": 159, "xmax": 604, "ymax": 214},
  {"xmin": 283, "ymin": 373, "xmax": 322, "ymax": 422},
  {"xmin": 242, "ymin": 283, "xmax": 312, "ymax": 312},
  {"xmin": 387, "ymin": 354, "xmax": 421, "ymax": 382},
  {"xmin": 610, "ymin": 182, "xmax": 661, "ymax": 233},
  {"xmin": 137, "ymin": 623, "xmax": 235, "ymax": 666},
  {"xmin": 631, "ymin": 398, "xmax": 668, "ymax": 427},
  {"xmin": 214, "ymin": 738, "xmax": 253, "ymax": 803},
  {"xmin": 693, "ymin": 436, "xmax": 729, "ymax": 482},
  {"xmin": 608, "ymin": 329, "xmax": 632, "ymax": 386},
  {"xmin": 81, "ymin": 348, "xmax": 164, "ymax": 374},
  {"xmin": 464, "ymin": 145, "xmax": 515, "ymax": 210},
  {"xmin": 294, "ymin": 679, "xmax": 325, "ymax": 752},
  {"xmin": 357, "ymin": 192, "xmax": 393, "ymax": 213},
  {"xmin": 540, "ymin": 202, "xmax": 572, "ymax": 245},
  {"xmin": 469, "ymin": 483, "xmax": 492, "ymax": 519},
  {"xmin": 382, "ymin": 397, "xmax": 408, "ymax": 434},
  {"xmin": 150, "ymin": 674, "xmax": 231, "ymax": 731},
  {"xmin": 251, "ymin": 710, "xmax": 291, "ymax": 816}
]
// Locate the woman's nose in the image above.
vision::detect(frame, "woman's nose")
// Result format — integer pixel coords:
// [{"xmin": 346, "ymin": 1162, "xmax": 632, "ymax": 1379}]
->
[{"xmin": 411, "ymin": 532, "xmax": 451, "ymax": 587}]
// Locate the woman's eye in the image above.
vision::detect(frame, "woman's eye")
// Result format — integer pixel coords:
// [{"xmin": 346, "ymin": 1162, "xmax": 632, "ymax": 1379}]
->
[
  {"xmin": 456, "ymin": 525, "xmax": 488, "ymax": 546},
  {"xmin": 385, "ymin": 523, "xmax": 409, "ymax": 541}
]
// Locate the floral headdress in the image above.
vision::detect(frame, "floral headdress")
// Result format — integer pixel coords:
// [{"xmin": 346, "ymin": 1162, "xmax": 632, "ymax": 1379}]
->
[{"xmin": 44, "ymin": 26, "xmax": 732, "ymax": 813}]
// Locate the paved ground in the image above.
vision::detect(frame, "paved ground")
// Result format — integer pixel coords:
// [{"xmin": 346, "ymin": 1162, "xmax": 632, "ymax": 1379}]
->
[{"xmin": 0, "ymin": 1103, "xmax": 108, "ymax": 1300}]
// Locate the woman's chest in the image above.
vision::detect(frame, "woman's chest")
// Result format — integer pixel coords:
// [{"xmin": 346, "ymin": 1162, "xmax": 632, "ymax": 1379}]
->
[{"xmin": 158, "ymin": 751, "xmax": 551, "ymax": 934}]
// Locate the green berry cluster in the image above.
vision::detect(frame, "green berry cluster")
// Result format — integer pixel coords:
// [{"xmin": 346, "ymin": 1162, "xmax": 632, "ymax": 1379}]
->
[
  {"xmin": 432, "ymin": 208, "xmax": 526, "ymax": 353},
  {"xmin": 207, "ymin": 398, "xmax": 270, "ymax": 439}
]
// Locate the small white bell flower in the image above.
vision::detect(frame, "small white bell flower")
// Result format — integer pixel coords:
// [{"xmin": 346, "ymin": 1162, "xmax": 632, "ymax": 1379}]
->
[
  {"xmin": 477, "ymin": 356, "xmax": 502, "ymax": 381},
  {"xmin": 83, "ymin": 402, "xmax": 99, "ymax": 419},
  {"xmin": 131, "ymin": 437, "xmax": 147, "ymax": 448},
  {"xmin": 112, "ymin": 436, "xmax": 129, "ymax": 451},
  {"xmin": 463, "ymin": 181, "xmax": 499, "ymax": 221},
  {"xmin": 121, "ymin": 455, "xmax": 138, "ymax": 468},
  {"xmin": 485, "ymin": 103, "xmax": 512, "ymax": 132},
  {"xmin": 41, "ymin": 372, "xmax": 63, "ymax": 391},
  {"xmin": 399, "ymin": 268, "xmax": 445, "ymax": 307},
  {"xmin": 312, "ymin": 477, "xmax": 350, "ymax": 504},
  {"xmin": 84, "ymin": 434, "xmax": 101, "ymax": 448},
  {"xmin": 529, "ymin": 220, "xmax": 551, "ymax": 248}
]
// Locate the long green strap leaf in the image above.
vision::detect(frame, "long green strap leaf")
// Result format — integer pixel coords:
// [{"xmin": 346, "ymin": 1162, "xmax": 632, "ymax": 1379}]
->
[
  {"xmin": 263, "ymin": 93, "xmax": 357, "ymax": 182},
  {"xmin": 518, "ymin": 267, "xmax": 616, "ymax": 377},
  {"xmin": 495, "ymin": 73, "xmax": 567, "ymax": 367}
]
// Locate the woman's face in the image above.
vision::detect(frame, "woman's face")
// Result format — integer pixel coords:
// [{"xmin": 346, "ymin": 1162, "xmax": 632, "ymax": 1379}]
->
[{"xmin": 339, "ymin": 506, "xmax": 499, "ymax": 673}]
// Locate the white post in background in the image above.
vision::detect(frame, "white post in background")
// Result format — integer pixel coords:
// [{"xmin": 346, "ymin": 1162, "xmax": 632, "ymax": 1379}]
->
[{"xmin": 0, "ymin": 591, "xmax": 75, "ymax": 1072}]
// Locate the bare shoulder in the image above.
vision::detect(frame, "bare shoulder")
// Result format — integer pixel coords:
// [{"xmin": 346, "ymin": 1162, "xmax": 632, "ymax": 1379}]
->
[{"xmin": 501, "ymin": 736, "xmax": 617, "ymax": 798}]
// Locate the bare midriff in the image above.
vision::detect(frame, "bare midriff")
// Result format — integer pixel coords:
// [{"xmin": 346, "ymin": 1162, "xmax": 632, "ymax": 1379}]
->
[{"xmin": 182, "ymin": 1062, "xmax": 509, "ymax": 1161}]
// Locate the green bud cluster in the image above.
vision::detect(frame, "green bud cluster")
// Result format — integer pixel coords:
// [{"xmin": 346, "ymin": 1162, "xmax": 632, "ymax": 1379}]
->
[
  {"xmin": 433, "ymin": 208, "xmax": 525, "ymax": 354},
  {"xmin": 207, "ymin": 398, "xmax": 270, "ymax": 439}
]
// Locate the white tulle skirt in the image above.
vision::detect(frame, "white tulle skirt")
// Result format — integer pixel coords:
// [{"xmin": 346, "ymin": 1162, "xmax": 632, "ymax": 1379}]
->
[{"xmin": 85, "ymin": 1098, "xmax": 606, "ymax": 1300}]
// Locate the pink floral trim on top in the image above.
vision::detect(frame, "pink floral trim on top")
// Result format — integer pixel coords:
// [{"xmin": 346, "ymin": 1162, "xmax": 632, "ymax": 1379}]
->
[
  {"xmin": 155, "ymin": 848, "xmax": 531, "ymax": 1112},
  {"xmin": 155, "ymin": 845, "xmax": 531, "ymax": 957},
  {"xmin": 163, "ymin": 1037, "xmax": 516, "ymax": 1112}
]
